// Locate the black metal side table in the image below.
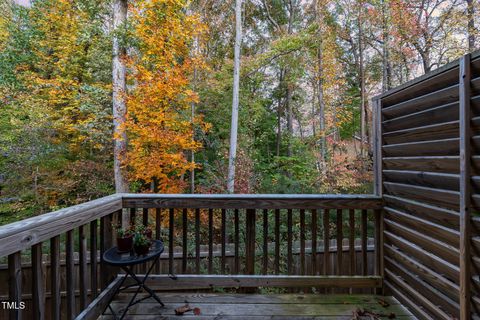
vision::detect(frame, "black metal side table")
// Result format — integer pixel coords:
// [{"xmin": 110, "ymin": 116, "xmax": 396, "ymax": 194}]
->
[{"xmin": 102, "ymin": 240, "xmax": 165, "ymax": 320}]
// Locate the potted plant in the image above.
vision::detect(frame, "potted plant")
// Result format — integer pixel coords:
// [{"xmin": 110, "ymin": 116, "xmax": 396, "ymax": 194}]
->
[
  {"xmin": 116, "ymin": 225, "xmax": 133, "ymax": 252},
  {"xmin": 133, "ymin": 232, "xmax": 151, "ymax": 256},
  {"xmin": 134, "ymin": 221, "xmax": 153, "ymax": 239}
]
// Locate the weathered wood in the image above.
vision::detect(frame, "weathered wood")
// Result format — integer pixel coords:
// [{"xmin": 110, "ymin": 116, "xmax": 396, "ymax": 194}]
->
[
  {"xmin": 383, "ymin": 181, "xmax": 459, "ymax": 210},
  {"xmin": 8, "ymin": 252, "xmax": 22, "ymax": 320},
  {"xmin": 79, "ymin": 225, "xmax": 88, "ymax": 310},
  {"xmin": 126, "ymin": 274, "xmax": 383, "ymax": 289},
  {"xmin": 361, "ymin": 210, "xmax": 367, "ymax": 276},
  {"xmin": 169, "ymin": 208, "xmax": 174, "ymax": 275},
  {"xmin": 182, "ymin": 208, "xmax": 188, "ymax": 274},
  {"xmin": 349, "ymin": 209, "xmax": 355, "ymax": 276},
  {"xmin": 32, "ymin": 243, "xmax": 45, "ymax": 320},
  {"xmin": 221, "ymin": 209, "xmax": 226, "ymax": 274},
  {"xmin": 50, "ymin": 237, "xmax": 61, "ymax": 320},
  {"xmin": 311, "ymin": 209, "xmax": 318, "ymax": 275},
  {"xmin": 383, "ymin": 156, "xmax": 459, "ymax": 173},
  {"xmin": 300, "ymin": 209, "xmax": 305, "ymax": 275},
  {"xmin": 90, "ymin": 220, "xmax": 98, "ymax": 298},
  {"xmin": 121, "ymin": 194, "xmax": 383, "ymax": 209},
  {"xmin": 246, "ymin": 209, "xmax": 256, "ymax": 275},
  {"xmin": 287, "ymin": 209, "xmax": 293, "ymax": 275},
  {"xmin": 66, "ymin": 230, "xmax": 75, "ymax": 320},
  {"xmin": 195, "ymin": 208, "xmax": 201, "ymax": 274},
  {"xmin": 373, "ymin": 98, "xmax": 383, "ymax": 196},
  {"xmin": 384, "ymin": 194, "xmax": 460, "ymax": 229},
  {"xmin": 374, "ymin": 209, "xmax": 383, "ymax": 294},
  {"xmin": 323, "ymin": 209, "xmax": 330, "ymax": 275},
  {"xmin": 383, "ymin": 170, "xmax": 459, "ymax": 191},
  {"xmin": 75, "ymin": 276, "xmax": 123, "ymax": 320},
  {"xmin": 383, "ymin": 101, "xmax": 458, "ymax": 132},
  {"xmin": 459, "ymin": 53, "xmax": 472, "ymax": 320},
  {"xmin": 385, "ymin": 256, "xmax": 460, "ymax": 317},
  {"xmin": 234, "ymin": 209, "xmax": 239, "ymax": 274},
  {"xmin": 384, "ymin": 206, "xmax": 459, "ymax": 246},
  {"xmin": 336, "ymin": 209, "xmax": 342, "ymax": 276},
  {"xmin": 100, "ymin": 214, "xmax": 113, "ymax": 288},
  {"xmin": 384, "ymin": 230, "xmax": 460, "ymax": 281},
  {"xmin": 385, "ymin": 280, "xmax": 435, "ymax": 320},
  {"xmin": 208, "ymin": 208, "xmax": 213, "ymax": 274},
  {"xmin": 385, "ymin": 218, "xmax": 459, "ymax": 265},
  {"xmin": 383, "ymin": 138, "xmax": 459, "ymax": 157},
  {"xmin": 263, "ymin": 209, "xmax": 268, "ymax": 275},
  {"xmin": 383, "ymin": 120, "xmax": 459, "ymax": 144},
  {"xmin": 155, "ymin": 208, "xmax": 161, "ymax": 274},
  {"xmin": 0, "ymin": 194, "xmax": 121, "ymax": 258},
  {"xmin": 382, "ymin": 83, "xmax": 459, "ymax": 119},
  {"xmin": 385, "ymin": 269, "xmax": 451, "ymax": 320},
  {"xmin": 274, "ymin": 209, "xmax": 280, "ymax": 275}
]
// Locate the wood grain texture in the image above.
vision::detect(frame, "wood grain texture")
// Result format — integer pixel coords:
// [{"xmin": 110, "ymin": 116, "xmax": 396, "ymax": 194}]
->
[
  {"xmin": 121, "ymin": 194, "xmax": 382, "ymax": 209},
  {"xmin": 32, "ymin": 243, "xmax": 45, "ymax": 320},
  {"xmin": 8, "ymin": 252, "xmax": 22, "ymax": 320},
  {"xmin": 50, "ymin": 236, "xmax": 61, "ymax": 320}
]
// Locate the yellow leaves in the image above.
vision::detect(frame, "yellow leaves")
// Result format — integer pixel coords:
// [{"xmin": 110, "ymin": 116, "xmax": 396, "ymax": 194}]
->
[{"xmin": 125, "ymin": 0, "xmax": 208, "ymax": 193}]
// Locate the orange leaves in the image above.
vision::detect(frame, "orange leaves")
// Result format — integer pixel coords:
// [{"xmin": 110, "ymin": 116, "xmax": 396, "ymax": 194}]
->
[{"xmin": 125, "ymin": 0, "xmax": 207, "ymax": 193}]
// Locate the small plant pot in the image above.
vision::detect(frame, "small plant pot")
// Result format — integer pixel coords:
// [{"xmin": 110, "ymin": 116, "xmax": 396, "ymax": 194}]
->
[
  {"xmin": 144, "ymin": 229, "xmax": 153, "ymax": 239},
  {"xmin": 117, "ymin": 236, "xmax": 133, "ymax": 252},
  {"xmin": 134, "ymin": 243, "xmax": 151, "ymax": 256}
]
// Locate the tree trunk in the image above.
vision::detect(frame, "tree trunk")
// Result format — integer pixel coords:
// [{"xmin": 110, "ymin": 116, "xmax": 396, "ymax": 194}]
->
[
  {"xmin": 286, "ymin": 78, "xmax": 293, "ymax": 158},
  {"xmin": 227, "ymin": 0, "xmax": 243, "ymax": 193},
  {"xmin": 359, "ymin": 0, "xmax": 366, "ymax": 157},
  {"xmin": 467, "ymin": 0, "xmax": 475, "ymax": 51},
  {"xmin": 276, "ymin": 69, "xmax": 284, "ymax": 157},
  {"xmin": 316, "ymin": 0, "xmax": 326, "ymax": 168},
  {"xmin": 382, "ymin": 0, "xmax": 391, "ymax": 92},
  {"xmin": 112, "ymin": 0, "xmax": 128, "ymax": 193}
]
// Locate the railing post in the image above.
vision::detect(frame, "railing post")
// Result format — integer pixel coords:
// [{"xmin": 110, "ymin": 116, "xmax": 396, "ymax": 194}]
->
[
  {"xmin": 374, "ymin": 209, "xmax": 384, "ymax": 295},
  {"xmin": 246, "ymin": 209, "xmax": 256, "ymax": 275},
  {"xmin": 459, "ymin": 53, "xmax": 472, "ymax": 320},
  {"xmin": 8, "ymin": 252, "xmax": 22, "ymax": 320}
]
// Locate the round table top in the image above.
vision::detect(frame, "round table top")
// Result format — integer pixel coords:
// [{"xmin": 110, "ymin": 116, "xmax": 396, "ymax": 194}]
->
[{"xmin": 103, "ymin": 240, "xmax": 164, "ymax": 266}]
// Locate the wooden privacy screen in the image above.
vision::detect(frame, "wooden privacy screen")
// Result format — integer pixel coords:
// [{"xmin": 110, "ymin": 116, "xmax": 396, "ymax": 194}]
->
[{"xmin": 374, "ymin": 51, "xmax": 480, "ymax": 320}]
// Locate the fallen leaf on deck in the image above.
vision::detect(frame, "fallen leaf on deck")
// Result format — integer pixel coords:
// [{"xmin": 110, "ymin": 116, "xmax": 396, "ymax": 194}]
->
[
  {"xmin": 175, "ymin": 304, "xmax": 192, "ymax": 315},
  {"xmin": 193, "ymin": 307, "xmax": 201, "ymax": 315},
  {"xmin": 377, "ymin": 298, "xmax": 390, "ymax": 308}
]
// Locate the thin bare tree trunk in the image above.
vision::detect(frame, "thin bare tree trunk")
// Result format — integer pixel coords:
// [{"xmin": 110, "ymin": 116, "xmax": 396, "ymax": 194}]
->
[
  {"xmin": 467, "ymin": 0, "xmax": 475, "ymax": 51},
  {"xmin": 382, "ymin": 0, "xmax": 391, "ymax": 92},
  {"xmin": 112, "ymin": 0, "xmax": 128, "ymax": 193},
  {"xmin": 359, "ymin": 0, "xmax": 366, "ymax": 157},
  {"xmin": 227, "ymin": 0, "xmax": 243, "ymax": 193},
  {"xmin": 316, "ymin": 1, "xmax": 326, "ymax": 168}
]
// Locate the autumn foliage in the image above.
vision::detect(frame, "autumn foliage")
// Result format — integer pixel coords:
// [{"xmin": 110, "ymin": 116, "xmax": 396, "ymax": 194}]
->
[{"xmin": 125, "ymin": 0, "xmax": 209, "ymax": 193}]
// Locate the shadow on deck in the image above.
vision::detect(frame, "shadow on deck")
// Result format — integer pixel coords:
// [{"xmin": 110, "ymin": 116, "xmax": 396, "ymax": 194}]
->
[{"xmin": 99, "ymin": 292, "xmax": 415, "ymax": 320}]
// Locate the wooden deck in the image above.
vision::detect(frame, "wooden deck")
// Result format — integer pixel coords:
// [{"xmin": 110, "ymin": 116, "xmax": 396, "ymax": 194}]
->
[{"xmin": 99, "ymin": 293, "xmax": 416, "ymax": 319}]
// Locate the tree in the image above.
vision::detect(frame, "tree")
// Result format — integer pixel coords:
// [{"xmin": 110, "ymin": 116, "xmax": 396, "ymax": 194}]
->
[
  {"xmin": 227, "ymin": 0, "xmax": 243, "ymax": 193},
  {"xmin": 112, "ymin": 0, "xmax": 128, "ymax": 193},
  {"xmin": 125, "ymin": 0, "xmax": 208, "ymax": 193}
]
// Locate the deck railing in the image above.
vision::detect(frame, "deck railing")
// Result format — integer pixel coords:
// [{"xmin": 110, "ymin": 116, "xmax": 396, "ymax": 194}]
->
[{"xmin": 0, "ymin": 193, "xmax": 383, "ymax": 320}]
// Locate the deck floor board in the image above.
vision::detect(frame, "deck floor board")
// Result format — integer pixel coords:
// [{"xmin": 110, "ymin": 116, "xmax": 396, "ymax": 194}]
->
[{"xmin": 99, "ymin": 293, "xmax": 416, "ymax": 319}]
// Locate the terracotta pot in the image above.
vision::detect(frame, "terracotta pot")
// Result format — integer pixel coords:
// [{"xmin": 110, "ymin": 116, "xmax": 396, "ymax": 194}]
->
[
  {"xmin": 116, "ymin": 235, "xmax": 133, "ymax": 252},
  {"xmin": 134, "ymin": 243, "xmax": 151, "ymax": 256},
  {"xmin": 144, "ymin": 229, "xmax": 153, "ymax": 239}
]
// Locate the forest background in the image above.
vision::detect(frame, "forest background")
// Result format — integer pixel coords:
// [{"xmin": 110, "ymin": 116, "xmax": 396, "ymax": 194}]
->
[{"xmin": 0, "ymin": 0, "xmax": 478, "ymax": 225}]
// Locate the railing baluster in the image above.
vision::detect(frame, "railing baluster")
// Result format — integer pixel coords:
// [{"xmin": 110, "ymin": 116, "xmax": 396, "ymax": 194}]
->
[
  {"xmin": 155, "ymin": 208, "xmax": 162, "ymax": 274},
  {"xmin": 130, "ymin": 208, "xmax": 136, "ymax": 225},
  {"xmin": 263, "ymin": 209, "xmax": 268, "ymax": 275},
  {"xmin": 143, "ymin": 208, "xmax": 148, "ymax": 226},
  {"xmin": 287, "ymin": 209, "xmax": 293, "ymax": 275},
  {"xmin": 182, "ymin": 208, "xmax": 188, "ymax": 273},
  {"xmin": 221, "ymin": 209, "xmax": 226, "ymax": 274},
  {"xmin": 208, "ymin": 208, "xmax": 213, "ymax": 274},
  {"xmin": 50, "ymin": 237, "xmax": 60, "ymax": 320},
  {"xmin": 79, "ymin": 225, "xmax": 88, "ymax": 309},
  {"xmin": 275, "ymin": 209, "xmax": 280, "ymax": 275},
  {"xmin": 169, "ymin": 208, "xmax": 174, "ymax": 275},
  {"xmin": 311, "ymin": 209, "xmax": 317, "ymax": 275},
  {"xmin": 323, "ymin": 209, "xmax": 330, "ymax": 276},
  {"xmin": 66, "ymin": 230, "xmax": 75, "ymax": 320},
  {"xmin": 336, "ymin": 209, "xmax": 343, "ymax": 275},
  {"xmin": 234, "ymin": 209, "xmax": 239, "ymax": 274},
  {"xmin": 361, "ymin": 209, "xmax": 368, "ymax": 276},
  {"xmin": 100, "ymin": 214, "xmax": 113, "ymax": 287},
  {"xmin": 349, "ymin": 209, "xmax": 356, "ymax": 276},
  {"xmin": 90, "ymin": 220, "xmax": 98, "ymax": 298},
  {"xmin": 374, "ymin": 209, "xmax": 383, "ymax": 294},
  {"xmin": 32, "ymin": 243, "xmax": 45, "ymax": 320},
  {"xmin": 195, "ymin": 208, "xmax": 201, "ymax": 274},
  {"xmin": 300, "ymin": 209, "xmax": 305, "ymax": 275},
  {"xmin": 246, "ymin": 209, "xmax": 256, "ymax": 275},
  {"xmin": 8, "ymin": 252, "xmax": 22, "ymax": 320}
]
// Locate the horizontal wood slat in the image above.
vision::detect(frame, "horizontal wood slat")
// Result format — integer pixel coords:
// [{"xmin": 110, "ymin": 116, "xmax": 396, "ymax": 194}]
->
[
  {"xmin": 383, "ymin": 170, "xmax": 458, "ymax": 191},
  {"xmin": 383, "ymin": 138, "xmax": 459, "ymax": 157},
  {"xmin": 383, "ymin": 156, "xmax": 459, "ymax": 173},
  {"xmin": 383, "ymin": 121, "xmax": 459, "ymax": 145}
]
